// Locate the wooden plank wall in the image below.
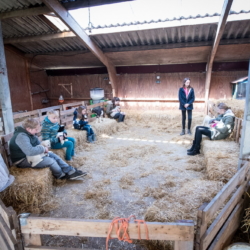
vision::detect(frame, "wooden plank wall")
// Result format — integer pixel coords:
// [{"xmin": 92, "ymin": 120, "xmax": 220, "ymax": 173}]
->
[{"xmin": 48, "ymin": 71, "xmax": 247, "ymax": 110}]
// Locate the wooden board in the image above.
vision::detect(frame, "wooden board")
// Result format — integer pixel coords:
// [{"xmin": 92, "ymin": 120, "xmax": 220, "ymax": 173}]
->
[
  {"xmin": 208, "ymin": 201, "xmax": 244, "ymax": 250},
  {"xmin": 202, "ymin": 161, "xmax": 250, "ymax": 223},
  {"xmin": 21, "ymin": 217, "xmax": 194, "ymax": 241}
]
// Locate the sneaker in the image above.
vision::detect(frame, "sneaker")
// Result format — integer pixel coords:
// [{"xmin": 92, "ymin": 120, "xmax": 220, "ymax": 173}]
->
[
  {"xmin": 74, "ymin": 168, "xmax": 87, "ymax": 176},
  {"xmin": 68, "ymin": 171, "xmax": 87, "ymax": 180}
]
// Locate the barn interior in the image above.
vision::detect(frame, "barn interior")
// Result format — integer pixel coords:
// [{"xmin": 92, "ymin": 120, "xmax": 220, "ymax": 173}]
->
[{"xmin": 0, "ymin": 0, "xmax": 250, "ymax": 250}]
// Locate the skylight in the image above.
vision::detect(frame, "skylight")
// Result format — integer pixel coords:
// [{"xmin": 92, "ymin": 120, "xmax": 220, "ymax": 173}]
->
[
  {"xmin": 69, "ymin": 0, "xmax": 250, "ymax": 34},
  {"xmin": 44, "ymin": 14, "xmax": 70, "ymax": 32}
]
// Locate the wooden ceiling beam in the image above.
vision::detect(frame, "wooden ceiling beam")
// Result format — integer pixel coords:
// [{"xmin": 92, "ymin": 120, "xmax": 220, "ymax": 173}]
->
[
  {"xmin": 204, "ymin": 0, "xmax": 234, "ymax": 113},
  {"xmin": 41, "ymin": 0, "xmax": 118, "ymax": 95},
  {"xmin": 0, "ymin": 0, "xmax": 133, "ymax": 20}
]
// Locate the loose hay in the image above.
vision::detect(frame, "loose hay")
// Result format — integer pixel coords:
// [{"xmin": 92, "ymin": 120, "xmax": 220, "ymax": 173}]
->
[
  {"xmin": 202, "ymin": 140, "xmax": 239, "ymax": 182},
  {"xmin": 0, "ymin": 167, "xmax": 56, "ymax": 214}
]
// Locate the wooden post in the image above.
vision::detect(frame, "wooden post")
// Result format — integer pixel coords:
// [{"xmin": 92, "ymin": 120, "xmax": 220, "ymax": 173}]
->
[
  {"xmin": 238, "ymin": 59, "xmax": 250, "ymax": 169},
  {"xmin": 0, "ymin": 21, "xmax": 14, "ymax": 134},
  {"xmin": 204, "ymin": 0, "xmax": 233, "ymax": 114}
]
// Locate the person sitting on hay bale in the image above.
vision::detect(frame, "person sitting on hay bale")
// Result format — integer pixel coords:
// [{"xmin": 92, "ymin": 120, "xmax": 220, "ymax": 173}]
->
[
  {"xmin": 41, "ymin": 110, "xmax": 76, "ymax": 161},
  {"xmin": 10, "ymin": 118, "xmax": 86, "ymax": 180},
  {"xmin": 73, "ymin": 105, "xmax": 96, "ymax": 143},
  {"xmin": 106, "ymin": 97, "xmax": 126, "ymax": 122},
  {"xmin": 187, "ymin": 103, "xmax": 235, "ymax": 156}
]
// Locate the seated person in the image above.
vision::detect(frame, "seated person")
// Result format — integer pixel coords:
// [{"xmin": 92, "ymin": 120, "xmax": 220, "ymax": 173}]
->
[
  {"xmin": 187, "ymin": 103, "xmax": 235, "ymax": 156},
  {"xmin": 41, "ymin": 110, "xmax": 76, "ymax": 161},
  {"xmin": 73, "ymin": 106, "xmax": 96, "ymax": 143},
  {"xmin": 9, "ymin": 118, "xmax": 86, "ymax": 180},
  {"xmin": 106, "ymin": 97, "xmax": 125, "ymax": 122}
]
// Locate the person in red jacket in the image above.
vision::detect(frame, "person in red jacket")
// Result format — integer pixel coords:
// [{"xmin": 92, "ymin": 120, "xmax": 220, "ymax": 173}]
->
[{"xmin": 178, "ymin": 78, "xmax": 195, "ymax": 135}]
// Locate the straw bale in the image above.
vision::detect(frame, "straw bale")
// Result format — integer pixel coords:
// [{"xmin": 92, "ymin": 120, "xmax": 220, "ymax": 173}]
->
[
  {"xmin": 202, "ymin": 140, "xmax": 239, "ymax": 182},
  {"xmin": 0, "ymin": 167, "xmax": 55, "ymax": 214}
]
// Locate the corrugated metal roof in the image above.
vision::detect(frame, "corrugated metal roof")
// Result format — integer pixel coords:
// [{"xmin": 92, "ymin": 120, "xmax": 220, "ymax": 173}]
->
[
  {"xmin": 2, "ymin": 16, "xmax": 58, "ymax": 38},
  {"xmin": 12, "ymin": 37, "xmax": 88, "ymax": 53},
  {"xmin": 0, "ymin": 0, "xmax": 43, "ymax": 13},
  {"xmin": 90, "ymin": 10, "xmax": 250, "ymax": 29},
  {"xmin": 91, "ymin": 20, "xmax": 250, "ymax": 49}
]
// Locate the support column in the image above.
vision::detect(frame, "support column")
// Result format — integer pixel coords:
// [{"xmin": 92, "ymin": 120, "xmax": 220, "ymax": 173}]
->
[
  {"xmin": 0, "ymin": 21, "xmax": 14, "ymax": 134},
  {"xmin": 238, "ymin": 59, "xmax": 250, "ymax": 168}
]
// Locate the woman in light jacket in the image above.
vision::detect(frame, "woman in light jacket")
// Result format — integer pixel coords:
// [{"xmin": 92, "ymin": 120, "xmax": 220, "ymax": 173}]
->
[
  {"xmin": 106, "ymin": 97, "xmax": 125, "ymax": 122},
  {"xmin": 178, "ymin": 78, "xmax": 195, "ymax": 135},
  {"xmin": 187, "ymin": 103, "xmax": 235, "ymax": 156}
]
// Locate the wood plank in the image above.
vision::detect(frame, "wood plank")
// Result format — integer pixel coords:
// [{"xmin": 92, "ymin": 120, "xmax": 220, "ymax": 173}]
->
[
  {"xmin": 236, "ymin": 119, "xmax": 241, "ymax": 143},
  {"xmin": 23, "ymin": 234, "xmax": 41, "ymax": 247},
  {"xmin": 0, "ymin": 214, "xmax": 17, "ymax": 249},
  {"xmin": 0, "ymin": 199, "xmax": 13, "ymax": 228},
  {"xmin": 39, "ymin": 106, "xmax": 62, "ymax": 114},
  {"xmin": 201, "ymin": 183, "xmax": 246, "ymax": 250},
  {"xmin": 204, "ymin": 0, "xmax": 233, "ymax": 113},
  {"xmin": 25, "ymin": 247, "xmax": 97, "ymax": 250},
  {"xmin": 202, "ymin": 161, "xmax": 250, "ymax": 223},
  {"xmin": 0, "ymin": 227, "xmax": 12, "ymax": 250},
  {"xmin": 62, "ymin": 101, "xmax": 84, "ymax": 111},
  {"xmin": 21, "ymin": 217, "xmax": 194, "ymax": 241},
  {"xmin": 174, "ymin": 240, "xmax": 194, "ymax": 250},
  {"xmin": 13, "ymin": 110, "xmax": 39, "ymax": 119},
  {"xmin": 208, "ymin": 201, "xmax": 244, "ymax": 250}
]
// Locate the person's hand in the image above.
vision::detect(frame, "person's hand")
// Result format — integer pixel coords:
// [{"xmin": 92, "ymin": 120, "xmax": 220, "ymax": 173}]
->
[
  {"xmin": 59, "ymin": 136, "xmax": 64, "ymax": 141},
  {"xmin": 44, "ymin": 147, "xmax": 49, "ymax": 153},
  {"xmin": 184, "ymin": 104, "xmax": 189, "ymax": 108}
]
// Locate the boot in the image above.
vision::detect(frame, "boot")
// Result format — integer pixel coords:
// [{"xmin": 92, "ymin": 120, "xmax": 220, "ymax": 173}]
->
[
  {"xmin": 180, "ymin": 129, "xmax": 185, "ymax": 135},
  {"xmin": 92, "ymin": 134, "xmax": 96, "ymax": 142},
  {"xmin": 87, "ymin": 135, "xmax": 93, "ymax": 143},
  {"xmin": 187, "ymin": 145, "xmax": 200, "ymax": 156},
  {"xmin": 187, "ymin": 129, "xmax": 192, "ymax": 135},
  {"xmin": 187, "ymin": 140, "xmax": 195, "ymax": 152}
]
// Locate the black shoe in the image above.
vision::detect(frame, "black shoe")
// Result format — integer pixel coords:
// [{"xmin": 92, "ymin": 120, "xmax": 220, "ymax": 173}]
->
[
  {"xmin": 75, "ymin": 168, "xmax": 87, "ymax": 176},
  {"xmin": 68, "ymin": 171, "xmax": 87, "ymax": 180},
  {"xmin": 187, "ymin": 140, "xmax": 195, "ymax": 152},
  {"xmin": 187, "ymin": 129, "xmax": 192, "ymax": 135},
  {"xmin": 187, "ymin": 149, "xmax": 200, "ymax": 156},
  {"xmin": 180, "ymin": 129, "xmax": 185, "ymax": 135}
]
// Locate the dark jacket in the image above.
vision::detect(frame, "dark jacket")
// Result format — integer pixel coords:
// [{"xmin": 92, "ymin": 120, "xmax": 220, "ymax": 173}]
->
[
  {"xmin": 9, "ymin": 126, "xmax": 44, "ymax": 163},
  {"xmin": 211, "ymin": 109, "xmax": 235, "ymax": 140},
  {"xmin": 73, "ymin": 109, "xmax": 88, "ymax": 130},
  {"xmin": 178, "ymin": 87, "xmax": 195, "ymax": 110}
]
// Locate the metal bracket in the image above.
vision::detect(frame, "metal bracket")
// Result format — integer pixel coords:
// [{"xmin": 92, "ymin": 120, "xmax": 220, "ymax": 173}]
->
[{"xmin": 18, "ymin": 213, "xmax": 30, "ymax": 226}]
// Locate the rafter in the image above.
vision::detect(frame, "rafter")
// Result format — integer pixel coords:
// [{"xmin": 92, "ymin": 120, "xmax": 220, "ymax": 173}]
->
[
  {"xmin": 204, "ymin": 0, "xmax": 234, "ymax": 113},
  {"xmin": 41, "ymin": 0, "xmax": 117, "ymax": 94}
]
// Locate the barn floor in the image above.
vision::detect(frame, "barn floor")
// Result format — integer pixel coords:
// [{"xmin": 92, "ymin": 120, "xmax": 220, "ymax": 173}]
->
[{"xmin": 42, "ymin": 111, "xmax": 228, "ymax": 249}]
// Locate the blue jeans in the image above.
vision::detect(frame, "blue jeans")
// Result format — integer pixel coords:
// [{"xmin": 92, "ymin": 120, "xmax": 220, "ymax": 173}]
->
[
  {"xmin": 51, "ymin": 137, "xmax": 75, "ymax": 161},
  {"xmin": 17, "ymin": 152, "xmax": 74, "ymax": 179},
  {"xmin": 113, "ymin": 113, "xmax": 125, "ymax": 122},
  {"xmin": 82, "ymin": 125, "xmax": 94, "ymax": 136}
]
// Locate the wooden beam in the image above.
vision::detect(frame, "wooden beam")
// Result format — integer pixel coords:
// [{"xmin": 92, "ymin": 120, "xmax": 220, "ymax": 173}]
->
[
  {"xmin": 21, "ymin": 217, "xmax": 194, "ymax": 241},
  {"xmin": 204, "ymin": 0, "xmax": 233, "ymax": 113},
  {"xmin": 41, "ymin": 0, "xmax": 117, "ymax": 95},
  {"xmin": 4, "ymin": 32, "xmax": 75, "ymax": 44},
  {"xmin": 0, "ymin": 1, "xmax": 133, "ymax": 20}
]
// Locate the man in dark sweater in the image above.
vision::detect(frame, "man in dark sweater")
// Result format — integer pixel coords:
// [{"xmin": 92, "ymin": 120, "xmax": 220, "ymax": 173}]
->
[{"xmin": 10, "ymin": 118, "xmax": 86, "ymax": 180}]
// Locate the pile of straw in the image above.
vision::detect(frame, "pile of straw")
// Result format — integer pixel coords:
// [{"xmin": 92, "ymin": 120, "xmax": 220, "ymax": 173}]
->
[
  {"xmin": 0, "ymin": 167, "xmax": 55, "ymax": 214},
  {"xmin": 202, "ymin": 140, "xmax": 239, "ymax": 182}
]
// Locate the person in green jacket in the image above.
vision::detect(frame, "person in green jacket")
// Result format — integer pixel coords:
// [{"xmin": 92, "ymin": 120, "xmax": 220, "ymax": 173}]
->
[{"xmin": 187, "ymin": 103, "xmax": 235, "ymax": 156}]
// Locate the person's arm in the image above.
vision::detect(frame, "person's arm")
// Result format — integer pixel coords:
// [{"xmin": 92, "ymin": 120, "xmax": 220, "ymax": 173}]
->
[
  {"xmin": 41, "ymin": 124, "xmax": 58, "ymax": 144},
  {"xmin": 187, "ymin": 89, "xmax": 195, "ymax": 105},
  {"xmin": 16, "ymin": 133, "xmax": 45, "ymax": 156},
  {"xmin": 178, "ymin": 88, "xmax": 185, "ymax": 105},
  {"xmin": 215, "ymin": 116, "xmax": 234, "ymax": 134},
  {"xmin": 106, "ymin": 103, "xmax": 113, "ymax": 115}
]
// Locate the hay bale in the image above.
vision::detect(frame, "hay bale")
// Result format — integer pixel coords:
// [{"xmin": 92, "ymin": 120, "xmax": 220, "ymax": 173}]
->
[
  {"xmin": 202, "ymin": 140, "xmax": 239, "ymax": 182},
  {"xmin": 0, "ymin": 167, "xmax": 55, "ymax": 214}
]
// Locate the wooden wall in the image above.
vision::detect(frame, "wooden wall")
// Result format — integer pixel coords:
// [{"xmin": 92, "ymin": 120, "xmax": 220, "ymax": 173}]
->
[
  {"xmin": 48, "ymin": 71, "xmax": 247, "ymax": 110},
  {"xmin": 5, "ymin": 48, "xmax": 32, "ymax": 112}
]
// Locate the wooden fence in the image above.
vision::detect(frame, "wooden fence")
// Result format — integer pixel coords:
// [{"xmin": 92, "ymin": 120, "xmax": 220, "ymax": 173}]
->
[
  {"xmin": 11, "ymin": 101, "xmax": 107, "ymax": 129},
  {"xmin": 0, "ymin": 198, "xmax": 23, "ymax": 250},
  {"xmin": 21, "ymin": 217, "xmax": 194, "ymax": 250},
  {"xmin": 195, "ymin": 160, "xmax": 250, "ymax": 250}
]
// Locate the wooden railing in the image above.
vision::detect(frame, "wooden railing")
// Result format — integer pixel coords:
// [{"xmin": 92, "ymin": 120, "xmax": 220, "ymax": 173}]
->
[
  {"xmin": 12, "ymin": 101, "xmax": 107, "ymax": 129},
  {"xmin": 195, "ymin": 160, "xmax": 250, "ymax": 250},
  {"xmin": 21, "ymin": 217, "xmax": 194, "ymax": 250},
  {"xmin": 0, "ymin": 198, "xmax": 23, "ymax": 250}
]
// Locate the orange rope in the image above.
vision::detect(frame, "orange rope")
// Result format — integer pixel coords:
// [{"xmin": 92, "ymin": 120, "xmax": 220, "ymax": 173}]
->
[{"xmin": 106, "ymin": 215, "xmax": 149, "ymax": 250}]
